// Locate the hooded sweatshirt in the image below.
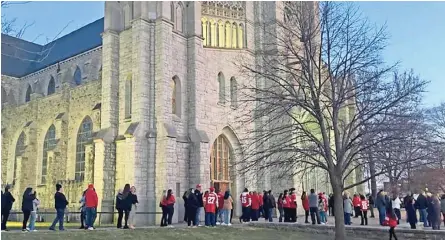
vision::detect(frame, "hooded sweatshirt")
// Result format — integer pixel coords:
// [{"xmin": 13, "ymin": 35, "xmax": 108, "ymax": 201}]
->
[
  {"xmin": 22, "ymin": 188, "xmax": 36, "ymax": 212},
  {"xmin": 85, "ymin": 184, "xmax": 98, "ymax": 208}
]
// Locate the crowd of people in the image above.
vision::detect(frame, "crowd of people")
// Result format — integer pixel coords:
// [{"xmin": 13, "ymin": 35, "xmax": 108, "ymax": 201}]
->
[{"xmin": 2, "ymin": 182, "xmax": 445, "ymax": 236}]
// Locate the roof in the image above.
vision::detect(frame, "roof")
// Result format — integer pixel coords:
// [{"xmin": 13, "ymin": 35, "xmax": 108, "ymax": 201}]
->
[{"xmin": 1, "ymin": 18, "xmax": 104, "ymax": 78}]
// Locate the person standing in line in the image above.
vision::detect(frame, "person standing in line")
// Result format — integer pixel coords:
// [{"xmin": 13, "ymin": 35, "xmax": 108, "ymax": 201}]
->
[
  {"xmin": 267, "ymin": 190, "xmax": 276, "ymax": 222},
  {"xmin": 160, "ymin": 190, "xmax": 168, "ymax": 227},
  {"xmin": 222, "ymin": 190, "xmax": 233, "ymax": 226},
  {"xmin": 391, "ymin": 195, "xmax": 401, "ymax": 225},
  {"xmin": 128, "ymin": 186, "xmax": 139, "ymax": 229},
  {"xmin": 405, "ymin": 194, "xmax": 417, "ymax": 229},
  {"xmin": 318, "ymin": 194, "xmax": 327, "ymax": 224},
  {"xmin": 21, "ymin": 187, "xmax": 36, "ymax": 232},
  {"xmin": 28, "ymin": 190, "xmax": 40, "ymax": 232},
  {"xmin": 85, "ymin": 184, "xmax": 98, "ymax": 230},
  {"xmin": 239, "ymin": 188, "xmax": 251, "ymax": 223},
  {"xmin": 368, "ymin": 194, "xmax": 375, "ymax": 218},
  {"xmin": 216, "ymin": 189, "xmax": 224, "ymax": 225},
  {"xmin": 1, "ymin": 184, "xmax": 15, "ymax": 231},
  {"xmin": 376, "ymin": 190, "xmax": 387, "ymax": 226},
  {"xmin": 386, "ymin": 209, "xmax": 398, "ymax": 240},
  {"xmin": 277, "ymin": 193, "xmax": 284, "ymax": 223},
  {"xmin": 426, "ymin": 192, "xmax": 434, "ymax": 228},
  {"xmin": 115, "ymin": 189, "xmax": 124, "ymax": 229},
  {"xmin": 308, "ymin": 189, "xmax": 320, "ymax": 225},
  {"xmin": 289, "ymin": 188, "xmax": 298, "ymax": 223},
  {"xmin": 186, "ymin": 188, "xmax": 199, "ymax": 227},
  {"xmin": 360, "ymin": 194, "xmax": 369, "ymax": 225},
  {"xmin": 250, "ymin": 191, "xmax": 260, "ymax": 221},
  {"xmin": 282, "ymin": 190, "xmax": 290, "ymax": 222},
  {"xmin": 352, "ymin": 194, "xmax": 361, "ymax": 219},
  {"xmin": 328, "ymin": 193, "xmax": 334, "ymax": 217},
  {"xmin": 343, "ymin": 192, "xmax": 353, "ymax": 225},
  {"xmin": 301, "ymin": 191, "xmax": 310, "ymax": 223},
  {"xmin": 262, "ymin": 191, "xmax": 270, "ymax": 221},
  {"xmin": 414, "ymin": 191, "xmax": 428, "ymax": 226},
  {"xmin": 121, "ymin": 184, "xmax": 132, "ymax": 229},
  {"xmin": 204, "ymin": 187, "xmax": 218, "ymax": 227},
  {"xmin": 79, "ymin": 190, "xmax": 87, "ymax": 229},
  {"xmin": 194, "ymin": 184, "xmax": 204, "ymax": 226},
  {"xmin": 259, "ymin": 191, "xmax": 264, "ymax": 219},
  {"xmin": 182, "ymin": 189, "xmax": 191, "ymax": 223},
  {"xmin": 165, "ymin": 189, "xmax": 175, "ymax": 227},
  {"xmin": 49, "ymin": 183, "xmax": 68, "ymax": 231},
  {"xmin": 431, "ymin": 193, "xmax": 441, "ymax": 230}
]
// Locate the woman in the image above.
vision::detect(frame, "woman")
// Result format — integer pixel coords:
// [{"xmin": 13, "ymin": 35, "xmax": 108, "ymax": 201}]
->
[
  {"xmin": 79, "ymin": 190, "xmax": 87, "ymax": 229},
  {"xmin": 386, "ymin": 208, "xmax": 398, "ymax": 240},
  {"xmin": 28, "ymin": 190, "xmax": 40, "ymax": 232},
  {"xmin": 318, "ymin": 194, "xmax": 327, "ymax": 224},
  {"xmin": 160, "ymin": 190, "xmax": 168, "ymax": 227},
  {"xmin": 21, "ymin": 187, "xmax": 36, "ymax": 232},
  {"xmin": 431, "ymin": 193, "xmax": 441, "ymax": 230},
  {"xmin": 166, "ymin": 189, "xmax": 176, "ymax": 227},
  {"xmin": 1, "ymin": 184, "xmax": 15, "ymax": 231},
  {"xmin": 405, "ymin": 195, "xmax": 417, "ymax": 229},
  {"xmin": 128, "ymin": 186, "xmax": 139, "ymax": 229},
  {"xmin": 277, "ymin": 193, "xmax": 284, "ymax": 222},
  {"xmin": 343, "ymin": 192, "xmax": 353, "ymax": 225},
  {"xmin": 121, "ymin": 184, "xmax": 132, "ymax": 229},
  {"xmin": 115, "ymin": 189, "xmax": 124, "ymax": 228},
  {"xmin": 301, "ymin": 191, "xmax": 309, "ymax": 223},
  {"xmin": 391, "ymin": 195, "xmax": 401, "ymax": 224},
  {"xmin": 282, "ymin": 190, "xmax": 290, "ymax": 222},
  {"xmin": 186, "ymin": 189, "xmax": 199, "ymax": 227},
  {"xmin": 182, "ymin": 189, "xmax": 191, "ymax": 223},
  {"xmin": 223, "ymin": 190, "xmax": 233, "ymax": 226}
]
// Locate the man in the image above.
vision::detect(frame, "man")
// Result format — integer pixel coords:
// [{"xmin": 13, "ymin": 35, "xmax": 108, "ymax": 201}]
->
[
  {"xmin": 194, "ymin": 184, "xmax": 203, "ymax": 226},
  {"xmin": 1, "ymin": 184, "xmax": 15, "ymax": 231},
  {"xmin": 216, "ymin": 189, "xmax": 224, "ymax": 225},
  {"xmin": 368, "ymin": 194, "xmax": 375, "ymax": 218},
  {"xmin": 308, "ymin": 189, "xmax": 320, "ymax": 224},
  {"xmin": 204, "ymin": 187, "xmax": 218, "ymax": 227},
  {"xmin": 415, "ymin": 191, "xmax": 428, "ymax": 227},
  {"xmin": 49, "ymin": 183, "xmax": 68, "ymax": 231},
  {"xmin": 85, "ymin": 184, "xmax": 98, "ymax": 230},
  {"xmin": 375, "ymin": 190, "xmax": 387, "ymax": 225},
  {"xmin": 289, "ymin": 188, "xmax": 297, "ymax": 223},
  {"xmin": 267, "ymin": 190, "xmax": 276, "ymax": 222},
  {"xmin": 239, "ymin": 188, "xmax": 251, "ymax": 223},
  {"xmin": 353, "ymin": 194, "xmax": 361, "ymax": 218}
]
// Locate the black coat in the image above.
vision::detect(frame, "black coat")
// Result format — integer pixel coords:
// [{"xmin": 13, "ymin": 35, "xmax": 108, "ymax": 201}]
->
[
  {"xmin": 115, "ymin": 193, "xmax": 124, "ymax": 210},
  {"xmin": 415, "ymin": 194, "xmax": 428, "ymax": 209},
  {"xmin": 54, "ymin": 192, "xmax": 68, "ymax": 209},
  {"xmin": 195, "ymin": 190, "xmax": 203, "ymax": 208},
  {"xmin": 122, "ymin": 192, "xmax": 137, "ymax": 211},
  {"xmin": 1, "ymin": 190, "xmax": 15, "ymax": 210},
  {"xmin": 187, "ymin": 191, "xmax": 200, "ymax": 209},
  {"xmin": 21, "ymin": 188, "xmax": 36, "ymax": 212}
]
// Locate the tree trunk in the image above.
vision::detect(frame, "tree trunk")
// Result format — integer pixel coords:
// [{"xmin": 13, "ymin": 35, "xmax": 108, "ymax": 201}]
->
[
  {"xmin": 369, "ymin": 157, "xmax": 377, "ymax": 199},
  {"xmin": 330, "ymin": 172, "xmax": 346, "ymax": 240}
]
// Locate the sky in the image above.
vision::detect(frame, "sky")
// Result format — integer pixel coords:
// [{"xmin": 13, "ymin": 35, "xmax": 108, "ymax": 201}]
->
[{"xmin": 2, "ymin": 1, "xmax": 444, "ymax": 107}]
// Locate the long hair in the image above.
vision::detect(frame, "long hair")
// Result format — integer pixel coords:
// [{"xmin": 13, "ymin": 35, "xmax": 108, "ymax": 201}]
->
[
  {"xmin": 167, "ymin": 189, "xmax": 172, "ymax": 200},
  {"xmin": 278, "ymin": 193, "xmax": 283, "ymax": 201},
  {"xmin": 224, "ymin": 191, "xmax": 230, "ymax": 199},
  {"xmin": 123, "ymin": 184, "xmax": 131, "ymax": 198},
  {"xmin": 301, "ymin": 191, "xmax": 307, "ymax": 200},
  {"xmin": 23, "ymin": 187, "xmax": 33, "ymax": 198}
]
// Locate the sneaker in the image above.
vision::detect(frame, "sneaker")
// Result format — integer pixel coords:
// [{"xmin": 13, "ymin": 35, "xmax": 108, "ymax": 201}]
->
[
  {"xmin": 22, "ymin": 229, "xmax": 28, "ymax": 232},
  {"xmin": 26, "ymin": 228, "xmax": 30, "ymax": 231},
  {"xmin": 79, "ymin": 226, "xmax": 85, "ymax": 229},
  {"xmin": 49, "ymin": 228, "xmax": 55, "ymax": 231},
  {"xmin": 221, "ymin": 223, "xmax": 227, "ymax": 226},
  {"xmin": 227, "ymin": 223, "xmax": 232, "ymax": 226},
  {"xmin": 216, "ymin": 222, "xmax": 221, "ymax": 225},
  {"xmin": 32, "ymin": 230, "xmax": 38, "ymax": 232},
  {"xmin": 198, "ymin": 224, "xmax": 203, "ymax": 227},
  {"xmin": 88, "ymin": 227, "xmax": 94, "ymax": 230}
]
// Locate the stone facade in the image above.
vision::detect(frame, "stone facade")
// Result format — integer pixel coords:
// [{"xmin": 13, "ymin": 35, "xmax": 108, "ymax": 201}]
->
[{"xmin": 1, "ymin": 1, "xmax": 363, "ymax": 225}]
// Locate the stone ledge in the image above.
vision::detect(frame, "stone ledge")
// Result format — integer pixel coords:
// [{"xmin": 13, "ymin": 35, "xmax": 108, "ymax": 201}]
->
[{"xmin": 248, "ymin": 222, "xmax": 445, "ymax": 240}]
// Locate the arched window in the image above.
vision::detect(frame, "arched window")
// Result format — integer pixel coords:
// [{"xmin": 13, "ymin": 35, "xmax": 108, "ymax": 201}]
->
[
  {"xmin": 47, "ymin": 76, "xmax": 55, "ymax": 95},
  {"xmin": 218, "ymin": 72, "xmax": 225, "ymax": 104},
  {"xmin": 210, "ymin": 135, "xmax": 231, "ymax": 182},
  {"xmin": 75, "ymin": 117, "xmax": 93, "ymax": 181},
  {"xmin": 225, "ymin": 22, "xmax": 231, "ymax": 48},
  {"xmin": 1, "ymin": 87, "xmax": 6, "ymax": 104},
  {"xmin": 170, "ymin": 2, "xmax": 175, "ymax": 23},
  {"xmin": 123, "ymin": 4, "xmax": 132, "ymax": 28},
  {"xmin": 210, "ymin": 20, "xmax": 217, "ymax": 47},
  {"xmin": 14, "ymin": 132, "xmax": 26, "ymax": 185},
  {"xmin": 125, "ymin": 76, "xmax": 132, "ymax": 119},
  {"xmin": 98, "ymin": 66, "xmax": 102, "ymax": 81},
  {"xmin": 201, "ymin": 18, "xmax": 208, "ymax": 46},
  {"xmin": 74, "ymin": 66, "xmax": 82, "ymax": 85},
  {"xmin": 238, "ymin": 23, "xmax": 244, "ymax": 48},
  {"xmin": 231, "ymin": 23, "xmax": 237, "ymax": 48},
  {"xmin": 176, "ymin": 2, "xmax": 183, "ymax": 32},
  {"xmin": 218, "ymin": 20, "xmax": 225, "ymax": 47},
  {"xmin": 25, "ymin": 85, "xmax": 32, "ymax": 102},
  {"xmin": 171, "ymin": 76, "xmax": 181, "ymax": 117},
  {"xmin": 230, "ymin": 77, "xmax": 237, "ymax": 107},
  {"xmin": 42, "ymin": 125, "xmax": 56, "ymax": 184}
]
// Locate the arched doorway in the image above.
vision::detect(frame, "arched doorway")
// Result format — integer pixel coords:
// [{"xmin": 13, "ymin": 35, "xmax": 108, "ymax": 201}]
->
[{"xmin": 210, "ymin": 135, "xmax": 233, "ymax": 193}]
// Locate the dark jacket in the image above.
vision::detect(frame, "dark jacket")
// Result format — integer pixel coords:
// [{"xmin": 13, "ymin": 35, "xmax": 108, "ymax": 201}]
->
[
  {"xmin": 54, "ymin": 191, "xmax": 68, "ymax": 209},
  {"xmin": 2, "ymin": 190, "xmax": 15, "ymax": 210},
  {"xmin": 375, "ymin": 193, "xmax": 386, "ymax": 209},
  {"xmin": 405, "ymin": 196, "xmax": 417, "ymax": 224},
  {"xmin": 268, "ymin": 194, "xmax": 277, "ymax": 209},
  {"xmin": 415, "ymin": 194, "xmax": 428, "ymax": 209},
  {"xmin": 368, "ymin": 195, "xmax": 374, "ymax": 205},
  {"xmin": 195, "ymin": 190, "xmax": 203, "ymax": 208},
  {"xmin": 426, "ymin": 196, "xmax": 434, "ymax": 216},
  {"xmin": 123, "ymin": 192, "xmax": 137, "ymax": 211},
  {"xmin": 187, "ymin": 190, "xmax": 200, "ymax": 209},
  {"xmin": 115, "ymin": 192, "xmax": 124, "ymax": 210},
  {"xmin": 22, "ymin": 188, "xmax": 36, "ymax": 212}
]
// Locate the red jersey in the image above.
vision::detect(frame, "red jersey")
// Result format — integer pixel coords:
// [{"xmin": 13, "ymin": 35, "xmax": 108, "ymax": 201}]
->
[
  {"xmin": 360, "ymin": 200, "xmax": 369, "ymax": 211},
  {"xmin": 289, "ymin": 193, "xmax": 297, "ymax": 209},
  {"xmin": 251, "ymin": 194, "xmax": 260, "ymax": 210},
  {"xmin": 259, "ymin": 194, "xmax": 264, "ymax": 206},
  {"xmin": 240, "ymin": 192, "xmax": 251, "ymax": 207},
  {"xmin": 166, "ymin": 195, "xmax": 176, "ymax": 205},
  {"xmin": 282, "ymin": 195, "xmax": 291, "ymax": 208},
  {"xmin": 217, "ymin": 192, "xmax": 224, "ymax": 210},
  {"xmin": 353, "ymin": 196, "xmax": 361, "ymax": 207},
  {"xmin": 204, "ymin": 192, "xmax": 218, "ymax": 213},
  {"xmin": 323, "ymin": 197, "xmax": 328, "ymax": 211},
  {"xmin": 302, "ymin": 197, "xmax": 309, "ymax": 211}
]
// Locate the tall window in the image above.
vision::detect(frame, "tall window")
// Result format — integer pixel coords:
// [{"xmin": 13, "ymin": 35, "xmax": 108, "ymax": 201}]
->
[
  {"xmin": 75, "ymin": 117, "xmax": 93, "ymax": 181},
  {"xmin": 125, "ymin": 77, "xmax": 132, "ymax": 119},
  {"xmin": 210, "ymin": 135, "xmax": 230, "ymax": 181},
  {"xmin": 230, "ymin": 77, "xmax": 237, "ymax": 107},
  {"xmin": 42, "ymin": 125, "xmax": 56, "ymax": 184},
  {"xmin": 218, "ymin": 72, "xmax": 225, "ymax": 104},
  {"xmin": 176, "ymin": 2, "xmax": 183, "ymax": 32},
  {"xmin": 14, "ymin": 132, "xmax": 26, "ymax": 185},
  {"xmin": 171, "ymin": 76, "xmax": 181, "ymax": 117},
  {"xmin": 74, "ymin": 66, "xmax": 82, "ymax": 85},
  {"xmin": 25, "ymin": 85, "xmax": 32, "ymax": 102},
  {"xmin": 47, "ymin": 77, "xmax": 55, "ymax": 95},
  {"xmin": 98, "ymin": 66, "xmax": 102, "ymax": 81}
]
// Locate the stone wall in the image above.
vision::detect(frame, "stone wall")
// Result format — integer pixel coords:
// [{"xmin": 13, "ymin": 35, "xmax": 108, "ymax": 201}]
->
[{"xmin": 249, "ymin": 222, "xmax": 445, "ymax": 240}]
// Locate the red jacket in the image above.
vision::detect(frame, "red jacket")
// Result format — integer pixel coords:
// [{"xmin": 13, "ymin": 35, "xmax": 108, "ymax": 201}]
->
[
  {"xmin": 85, "ymin": 184, "xmax": 98, "ymax": 208},
  {"xmin": 353, "ymin": 196, "xmax": 361, "ymax": 207},
  {"xmin": 165, "ymin": 195, "xmax": 176, "ymax": 205},
  {"xmin": 289, "ymin": 193, "xmax": 297, "ymax": 209},
  {"xmin": 204, "ymin": 192, "xmax": 218, "ymax": 213},
  {"xmin": 282, "ymin": 195, "xmax": 291, "ymax": 208},
  {"xmin": 251, "ymin": 193, "xmax": 260, "ymax": 210},
  {"xmin": 259, "ymin": 194, "xmax": 264, "ymax": 206},
  {"xmin": 302, "ymin": 196, "xmax": 309, "ymax": 211},
  {"xmin": 217, "ymin": 193, "xmax": 224, "ymax": 210}
]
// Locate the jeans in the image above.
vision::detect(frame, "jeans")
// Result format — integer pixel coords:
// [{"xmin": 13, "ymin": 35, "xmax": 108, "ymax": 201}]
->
[
  {"xmin": 86, "ymin": 207, "xmax": 97, "ymax": 228},
  {"xmin": 241, "ymin": 207, "xmax": 250, "ymax": 222},
  {"xmin": 161, "ymin": 206, "xmax": 168, "ymax": 227},
  {"xmin": 378, "ymin": 207, "xmax": 386, "ymax": 225},
  {"xmin": 319, "ymin": 211, "xmax": 326, "ymax": 223},
  {"xmin": 361, "ymin": 210, "xmax": 368, "ymax": 225},
  {"xmin": 394, "ymin": 208, "xmax": 401, "ymax": 224},
  {"xmin": 217, "ymin": 209, "xmax": 224, "ymax": 224},
  {"xmin": 22, "ymin": 210, "xmax": 31, "ymax": 230},
  {"xmin": 50, "ymin": 208, "xmax": 65, "ymax": 230},
  {"xmin": 187, "ymin": 208, "xmax": 197, "ymax": 226},
  {"xmin": 344, "ymin": 212, "xmax": 351, "ymax": 225},
  {"xmin": 205, "ymin": 212, "xmax": 215, "ymax": 226},
  {"xmin": 419, "ymin": 209, "xmax": 428, "ymax": 227},
  {"xmin": 28, "ymin": 212, "xmax": 37, "ymax": 231},
  {"xmin": 310, "ymin": 207, "xmax": 321, "ymax": 224},
  {"xmin": 80, "ymin": 210, "xmax": 86, "ymax": 228},
  {"xmin": 1, "ymin": 208, "xmax": 10, "ymax": 230},
  {"xmin": 167, "ymin": 205, "xmax": 174, "ymax": 225},
  {"xmin": 195, "ymin": 207, "xmax": 202, "ymax": 225},
  {"xmin": 116, "ymin": 209, "xmax": 129, "ymax": 228},
  {"xmin": 267, "ymin": 208, "xmax": 274, "ymax": 222},
  {"xmin": 224, "ymin": 209, "xmax": 231, "ymax": 224},
  {"xmin": 278, "ymin": 207, "xmax": 284, "ymax": 222},
  {"xmin": 304, "ymin": 210, "xmax": 310, "ymax": 223},
  {"xmin": 251, "ymin": 209, "xmax": 259, "ymax": 221}
]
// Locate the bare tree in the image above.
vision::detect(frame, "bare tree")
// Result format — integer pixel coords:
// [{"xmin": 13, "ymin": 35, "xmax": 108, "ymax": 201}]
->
[
  {"xmin": 426, "ymin": 102, "xmax": 445, "ymax": 142},
  {"xmin": 235, "ymin": 2, "xmax": 427, "ymax": 239}
]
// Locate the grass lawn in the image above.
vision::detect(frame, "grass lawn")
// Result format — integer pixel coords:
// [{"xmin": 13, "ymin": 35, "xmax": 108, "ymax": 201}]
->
[{"xmin": 1, "ymin": 226, "xmax": 342, "ymax": 240}]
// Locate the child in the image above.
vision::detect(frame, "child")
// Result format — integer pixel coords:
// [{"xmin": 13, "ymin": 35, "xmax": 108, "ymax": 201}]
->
[
  {"xmin": 318, "ymin": 195, "xmax": 327, "ymax": 224},
  {"xmin": 28, "ymin": 191, "xmax": 40, "ymax": 232},
  {"xmin": 360, "ymin": 195, "xmax": 368, "ymax": 225},
  {"xmin": 384, "ymin": 209, "xmax": 398, "ymax": 240}
]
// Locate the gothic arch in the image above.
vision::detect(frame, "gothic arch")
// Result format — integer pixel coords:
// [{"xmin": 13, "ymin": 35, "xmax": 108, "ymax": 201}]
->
[
  {"xmin": 75, "ymin": 116, "xmax": 93, "ymax": 181},
  {"xmin": 7, "ymin": 90, "xmax": 16, "ymax": 105},
  {"xmin": 73, "ymin": 66, "xmax": 82, "ymax": 85},
  {"xmin": 47, "ymin": 76, "xmax": 56, "ymax": 95},
  {"xmin": 230, "ymin": 77, "xmax": 238, "ymax": 107},
  {"xmin": 171, "ymin": 75, "xmax": 182, "ymax": 117},
  {"xmin": 42, "ymin": 124, "xmax": 56, "ymax": 184},
  {"xmin": 125, "ymin": 75, "xmax": 132, "ymax": 119},
  {"xmin": 13, "ymin": 131, "xmax": 26, "ymax": 185},
  {"xmin": 175, "ymin": 2, "xmax": 184, "ymax": 32},
  {"xmin": 25, "ymin": 84, "xmax": 32, "ymax": 102},
  {"xmin": 218, "ymin": 72, "xmax": 225, "ymax": 104}
]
